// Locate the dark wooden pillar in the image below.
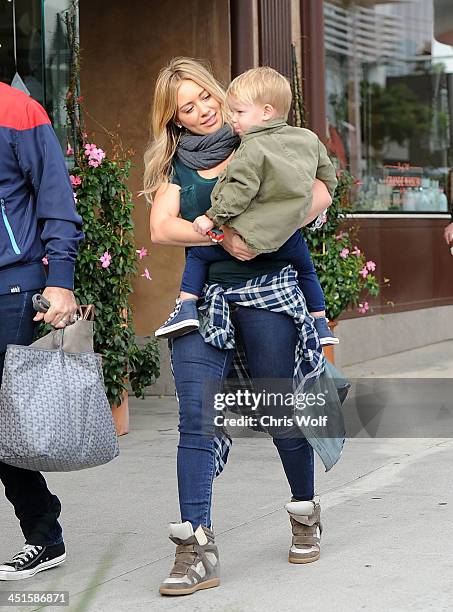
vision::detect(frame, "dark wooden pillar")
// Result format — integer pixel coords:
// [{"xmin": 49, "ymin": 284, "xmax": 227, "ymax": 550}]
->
[
  {"xmin": 300, "ymin": 0, "xmax": 328, "ymax": 140},
  {"xmin": 230, "ymin": 0, "xmax": 255, "ymax": 77},
  {"xmin": 258, "ymin": 0, "xmax": 292, "ymax": 78}
]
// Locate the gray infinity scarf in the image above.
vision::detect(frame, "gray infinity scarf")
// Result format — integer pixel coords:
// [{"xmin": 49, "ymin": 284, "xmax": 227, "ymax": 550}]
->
[{"xmin": 176, "ymin": 125, "xmax": 240, "ymax": 170}]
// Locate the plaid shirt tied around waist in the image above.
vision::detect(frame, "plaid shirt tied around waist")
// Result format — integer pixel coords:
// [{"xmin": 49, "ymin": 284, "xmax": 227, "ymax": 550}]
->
[{"xmin": 192, "ymin": 265, "xmax": 345, "ymax": 476}]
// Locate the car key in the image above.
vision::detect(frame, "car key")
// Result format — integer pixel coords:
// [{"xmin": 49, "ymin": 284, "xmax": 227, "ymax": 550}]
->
[{"xmin": 32, "ymin": 293, "xmax": 51, "ymax": 313}]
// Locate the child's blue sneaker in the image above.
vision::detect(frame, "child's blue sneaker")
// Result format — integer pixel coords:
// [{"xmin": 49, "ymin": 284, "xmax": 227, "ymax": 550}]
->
[
  {"xmin": 155, "ymin": 299, "xmax": 199, "ymax": 339},
  {"xmin": 313, "ymin": 317, "xmax": 339, "ymax": 346}
]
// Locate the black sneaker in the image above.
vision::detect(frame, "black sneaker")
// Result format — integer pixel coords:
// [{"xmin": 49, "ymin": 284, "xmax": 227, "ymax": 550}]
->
[
  {"xmin": 313, "ymin": 317, "xmax": 339, "ymax": 346},
  {"xmin": 155, "ymin": 299, "xmax": 199, "ymax": 339},
  {"xmin": 0, "ymin": 543, "xmax": 66, "ymax": 580}
]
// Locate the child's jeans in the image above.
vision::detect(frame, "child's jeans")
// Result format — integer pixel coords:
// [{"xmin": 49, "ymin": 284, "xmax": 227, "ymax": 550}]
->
[{"xmin": 181, "ymin": 231, "xmax": 325, "ymax": 312}]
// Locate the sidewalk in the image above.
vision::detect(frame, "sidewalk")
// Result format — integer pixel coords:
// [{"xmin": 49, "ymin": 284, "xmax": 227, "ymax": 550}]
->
[{"xmin": 1, "ymin": 342, "xmax": 452, "ymax": 612}]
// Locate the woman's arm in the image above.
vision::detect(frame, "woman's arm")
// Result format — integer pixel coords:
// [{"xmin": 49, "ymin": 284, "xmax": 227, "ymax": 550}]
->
[
  {"xmin": 150, "ymin": 183, "xmax": 211, "ymax": 247},
  {"xmin": 301, "ymin": 179, "xmax": 333, "ymax": 227},
  {"xmin": 149, "ymin": 183, "xmax": 257, "ymax": 259}
]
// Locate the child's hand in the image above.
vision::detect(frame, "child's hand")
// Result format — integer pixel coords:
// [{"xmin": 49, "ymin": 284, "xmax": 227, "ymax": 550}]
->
[{"xmin": 193, "ymin": 215, "xmax": 214, "ymax": 235}]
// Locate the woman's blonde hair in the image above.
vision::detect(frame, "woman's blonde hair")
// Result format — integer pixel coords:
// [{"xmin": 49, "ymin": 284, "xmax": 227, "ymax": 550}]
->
[
  {"xmin": 143, "ymin": 57, "xmax": 229, "ymax": 201},
  {"xmin": 227, "ymin": 67, "xmax": 293, "ymax": 118}
]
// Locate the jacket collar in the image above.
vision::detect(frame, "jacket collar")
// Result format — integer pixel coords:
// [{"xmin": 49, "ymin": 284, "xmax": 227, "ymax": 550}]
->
[{"xmin": 241, "ymin": 118, "xmax": 287, "ymax": 140}]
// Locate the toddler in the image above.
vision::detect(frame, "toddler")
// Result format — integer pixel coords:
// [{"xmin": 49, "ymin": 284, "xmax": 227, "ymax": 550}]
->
[{"xmin": 156, "ymin": 67, "xmax": 338, "ymax": 346}]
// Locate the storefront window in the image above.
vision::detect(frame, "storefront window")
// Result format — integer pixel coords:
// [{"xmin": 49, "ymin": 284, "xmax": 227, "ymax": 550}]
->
[
  {"xmin": 325, "ymin": 0, "xmax": 453, "ymax": 213},
  {"xmin": 0, "ymin": 0, "xmax": 75, "ymax": 149}
]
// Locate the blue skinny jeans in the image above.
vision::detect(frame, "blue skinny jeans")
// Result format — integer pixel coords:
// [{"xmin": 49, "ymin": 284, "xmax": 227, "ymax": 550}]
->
[{"xmin": 171, "ymin": 305, "xmax": 314, "ymax": 530}]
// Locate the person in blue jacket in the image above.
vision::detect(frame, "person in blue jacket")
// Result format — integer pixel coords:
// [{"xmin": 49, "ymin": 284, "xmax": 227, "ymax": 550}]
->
[{"xmin": 0, "ymin": 82, "xmax": 83, "ymax": 580}]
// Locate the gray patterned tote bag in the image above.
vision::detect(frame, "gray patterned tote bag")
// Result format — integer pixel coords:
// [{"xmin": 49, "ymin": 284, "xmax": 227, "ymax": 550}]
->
[{"xmin": 0, "ymin": 305, "xmax": 119, "ymax": 471}]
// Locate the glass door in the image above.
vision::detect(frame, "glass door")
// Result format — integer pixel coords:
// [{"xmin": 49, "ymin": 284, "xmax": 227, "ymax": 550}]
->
[{"xmin": 0, "ymin": 0, "xmax": 44, "ymax": 102}]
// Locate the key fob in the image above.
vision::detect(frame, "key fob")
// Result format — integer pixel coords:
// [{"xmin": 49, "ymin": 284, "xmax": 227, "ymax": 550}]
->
[
  {"xmin": 207, "ymin": 228, "xmax": 224, "ymax": 243},
  {"xmin": 32, "ymin": 293, "xmax": 51, "ymax": 313}
]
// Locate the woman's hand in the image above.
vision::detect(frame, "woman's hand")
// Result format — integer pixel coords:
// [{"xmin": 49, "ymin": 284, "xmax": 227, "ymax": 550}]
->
[
  {"xmin": 221, "ymin": 226, "xmax": 257, "ymax": 261},
  {"xmin": 444, "ymin": 222, "xmax": 453, "ymax": 246},
  {"xmin": 301, "ymin": 179, "xmax": 333, "ymax": 227}
]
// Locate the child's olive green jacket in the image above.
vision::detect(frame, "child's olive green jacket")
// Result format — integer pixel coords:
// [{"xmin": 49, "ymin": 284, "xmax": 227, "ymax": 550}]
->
[{"xmin": 205, "ymin": 119, "xmax": 337, "ymax": 253}]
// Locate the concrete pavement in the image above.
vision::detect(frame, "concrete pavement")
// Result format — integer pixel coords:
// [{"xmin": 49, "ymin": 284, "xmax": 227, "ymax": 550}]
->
[{"xmin": 0, "ymin": 342, "xmax": 452, "ymax": 612}]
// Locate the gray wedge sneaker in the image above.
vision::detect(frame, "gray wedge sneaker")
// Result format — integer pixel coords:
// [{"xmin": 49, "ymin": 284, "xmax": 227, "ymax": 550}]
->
[
  {"xmin": 285, "ymin": 497, "xmax": 322, "ymax": 564},
  {"xmin": 159, "ymin": 521, "xmax": 220, "ymax": 596}
]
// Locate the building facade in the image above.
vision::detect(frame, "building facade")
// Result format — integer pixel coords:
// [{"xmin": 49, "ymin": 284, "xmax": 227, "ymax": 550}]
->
[{"xmin": 2, "ymin": 0, "xmax": 453, "ymax": 366}]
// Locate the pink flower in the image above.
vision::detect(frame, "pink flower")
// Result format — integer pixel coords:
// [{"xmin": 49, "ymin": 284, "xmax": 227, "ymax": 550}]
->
[
  {"xmin": 99, "ymin": 251, "xmax": 112, "ymax": 268},
  {"xmin": 321, "ymin": 213, "xmax": 328, "ymax": 224},
  {"xmin": 141, "ymin": 267, "xmax": 152, "ymax": 280},
  {"xmin": 340, "ymin": 247, "xmax": 350, "ymax": 259},
  {"xmin": 352, "ymin": 246, "xmax": 361, "ymax": 256},
  {"xmin": 84, "ymin": 143, "xmax": 106, "ymax": 167},
  {"xmin": 70, "ymin": 174, "xmax": 81, "ymax": 187},
  {"xmin": 357, "ymin": 301, "xmax": 369, "ymax": 314},
  {"xmin": 42, "ymin": 256, "xmax": 48, "ymax": 266},
  {"xmin": 136, "ymin": 247, "xmax": 148, "ymax": 260},
  {"xmin": 66, "ymin": 143, "xmax": 73, "ymax": 156},
  {"xmin": 359, "ymin": 267, "xmax": 369, "ymax": 278},
  {"xmin": 335, "ymin": 231, "xmax": 346, "ymax": 241},
  {"xmin": 366, "ymin": 260, "xmax": 376, "ymax": 272}
]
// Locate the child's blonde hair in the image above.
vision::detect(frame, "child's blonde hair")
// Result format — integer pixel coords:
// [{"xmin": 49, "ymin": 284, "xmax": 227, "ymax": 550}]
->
[{"xmin": 227, "ymin": 67, "xmax": 293, "ymax": 118}]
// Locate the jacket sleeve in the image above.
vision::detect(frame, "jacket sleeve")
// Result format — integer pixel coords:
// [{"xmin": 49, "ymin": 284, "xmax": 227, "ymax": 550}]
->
[
  {"xmin": 205, "ymin": 154, "xmax": 262, "ymax": 227},
  {"xmin": 16, "ymin": 98, "xmax": 84, "ymax": 290},
  {"xmin": 316, "ymin": 139, "xmax": 338, "ymax": 198}
]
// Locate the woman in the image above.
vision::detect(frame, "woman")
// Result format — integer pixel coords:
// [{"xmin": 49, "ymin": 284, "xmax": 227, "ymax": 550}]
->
[{"xmin": 145, "ymin": 57, "xmax": 343, "ymax": 596}]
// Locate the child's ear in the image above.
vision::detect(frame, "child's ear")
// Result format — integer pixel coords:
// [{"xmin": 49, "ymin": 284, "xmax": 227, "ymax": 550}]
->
[{"xmin": 262, "ymin": 104, "xmax": 275, "ymax": 121}]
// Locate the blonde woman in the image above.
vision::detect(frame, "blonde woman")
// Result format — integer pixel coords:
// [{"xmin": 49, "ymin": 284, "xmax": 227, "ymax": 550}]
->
[{"xmin": 145, "ymin": 57, "xmax": 341, "ymax": 596}]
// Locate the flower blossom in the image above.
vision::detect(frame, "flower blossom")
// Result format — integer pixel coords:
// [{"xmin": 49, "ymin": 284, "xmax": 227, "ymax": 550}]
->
[
  {"xmin": 70, "ymin": 174, "xmax": 81, "ymax": 187},
  {"xmin": 340, "ymin": 247, "xmax": 350, "ymax": 259},
  {"xmin": 366, "ymin": 260, "xmax": 376, "ymax": 272},
  {"xmin": 100, "ymin": 251, "xmax": 112, "ymax": 268},
  {"xmin": 352, "ymin": 246, "xmax": 361, "ymax": 256},
  {"xmin": 66, "ymin": 143, "xmax": 74, "ymax": 156},
  {"xmin": 141, "ymin": 267, "xmax": 152, "ymax": 280},
  {"xmin": 357, "ymin": 301, "xmax": 369, "ymax": 314},
  {"xmin": 335, "ymin": 231, "xmax": 347, "ymax": 241},
  {"xmin": 136, "ymin": 247, "xmax": 148, "ymax": 260},
  {"xmin": 84, "ymin": 143, "xmax": 106, "ymax": 168},
  {"xmin": 359, "ymin": 266, "xmax": 369, "ymax": 278}
]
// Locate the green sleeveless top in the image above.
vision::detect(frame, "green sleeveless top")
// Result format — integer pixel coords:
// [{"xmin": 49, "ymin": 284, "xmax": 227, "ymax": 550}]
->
[{"xmin": 172, "ymin": 158, "xmax": 289, "ymax": 288}]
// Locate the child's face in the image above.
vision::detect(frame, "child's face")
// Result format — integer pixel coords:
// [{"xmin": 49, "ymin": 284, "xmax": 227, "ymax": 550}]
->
[{"xmin": 227, "ymin": 96, "xmax": 276, "ymax": 136}]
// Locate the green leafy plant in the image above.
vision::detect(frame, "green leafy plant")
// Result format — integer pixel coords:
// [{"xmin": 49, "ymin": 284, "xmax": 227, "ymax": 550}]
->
[
  {"xmin": 303, "ymin": 171, "xmax": 382, "ymax": 321},
  {"xmin": 41, "ymin": 0, "xmax": 160, "ymax": 406},
  {"xmin": 68, "ymin": 149, "xmax": 159, "ymax": 405}
]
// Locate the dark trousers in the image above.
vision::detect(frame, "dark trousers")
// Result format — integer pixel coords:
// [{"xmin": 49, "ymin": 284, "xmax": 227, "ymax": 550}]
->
[
  {"xmin": 181, "ymin": 231, "xmax": 326, "ymax": 312},
  {"xmin": 171, "ymin": 306, "xmax": 314, "ymax": 529},
  {"xmin": 0, "ymin": 291, "xmax": 63, "ymax": 546}
]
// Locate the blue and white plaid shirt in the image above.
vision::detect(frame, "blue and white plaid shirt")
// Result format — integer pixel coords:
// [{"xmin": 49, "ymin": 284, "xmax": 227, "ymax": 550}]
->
[{"xmin": 197, "ymin": 265, "xmax": 331, "ymax": 477}]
